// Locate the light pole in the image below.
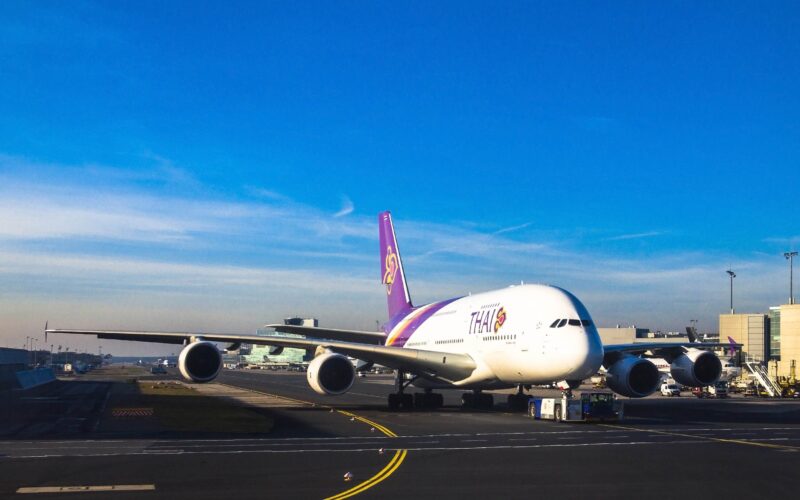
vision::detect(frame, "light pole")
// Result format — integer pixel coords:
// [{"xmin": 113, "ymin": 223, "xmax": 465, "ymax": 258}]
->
[
  {"xmin": 785, "ymin": 251, "xmax": 798, "ymax": 305},
  {"xmin": 726, "ymin": 269, "xmax": 736, "ymax": 314}
]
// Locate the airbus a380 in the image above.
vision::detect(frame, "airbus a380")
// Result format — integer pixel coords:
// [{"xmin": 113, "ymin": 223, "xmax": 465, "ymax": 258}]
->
[{"xmin": 48, "ymin": 211, "xmax": 727, "ymax": 410}]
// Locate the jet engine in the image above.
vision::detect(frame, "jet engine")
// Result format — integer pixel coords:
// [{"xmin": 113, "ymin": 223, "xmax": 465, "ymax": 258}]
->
[
  {"xmin": 178, "ymin": 341, "xmax": 223, "ymax": 383},
  {"xmin": 605, "ymin": 356, "xmax": 660, "ymax": 398},
  {"xmin": 670, "ymin": 349, "xmax": 722, "ymax": 387},
  {"xmin": 307, "ymin": 352, "xmax": 355, "ymax": 395}
]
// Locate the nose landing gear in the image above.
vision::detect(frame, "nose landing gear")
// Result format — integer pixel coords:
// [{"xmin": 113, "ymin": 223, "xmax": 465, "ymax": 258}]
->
[{"xmin": 507, "ymin": 384, "xmax": 530, "ymax": 411}]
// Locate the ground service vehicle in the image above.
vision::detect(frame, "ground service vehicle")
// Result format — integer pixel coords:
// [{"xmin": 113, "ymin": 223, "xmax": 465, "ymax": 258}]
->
[
  {"xmin": 529, "ymin": 392, "xmax": 622, "ymax": 422},
  {"xmin": 660, "ymin": 383, "xmax": 680, "ymax": 396},
  {"xmin": 708, "ymin": 381, "xmax": 728, "ymax": 398}
]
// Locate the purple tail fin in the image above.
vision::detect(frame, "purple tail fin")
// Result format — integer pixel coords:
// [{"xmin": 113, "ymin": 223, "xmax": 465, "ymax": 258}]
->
[
  {"xmin": 727, "ymin": 336, "xmax": 738, "ymax": 358},
  {"xmin": 379, "ymin": 211, "xmax": 413, "ymax": 318}
]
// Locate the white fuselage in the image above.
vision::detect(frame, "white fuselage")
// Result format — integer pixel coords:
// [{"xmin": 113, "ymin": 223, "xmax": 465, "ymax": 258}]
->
[{"xmin": 389, "ymin": 284, "xmax": 604, "ymax": 389}]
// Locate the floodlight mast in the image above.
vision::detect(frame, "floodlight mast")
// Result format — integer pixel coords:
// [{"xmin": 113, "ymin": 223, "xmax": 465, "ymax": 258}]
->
[
  {"xmin": 786, "ymin": 251, "xmax": 798, "ymax": 305},
  {"xmin": 726, "ymin": 269, "xmax": 736, "ymax": 314}
]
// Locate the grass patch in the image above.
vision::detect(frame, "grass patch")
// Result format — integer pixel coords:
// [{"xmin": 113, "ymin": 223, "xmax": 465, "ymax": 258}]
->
[{"xmin": 138, "ymin": 382, "xmax": 273, "ymax": 434}]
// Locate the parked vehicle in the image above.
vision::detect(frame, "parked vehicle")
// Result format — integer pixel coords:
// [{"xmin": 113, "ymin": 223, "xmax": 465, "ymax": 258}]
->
[
  {"xmin": 660, "ymin": 383, "xmax": 680, "ymax": 397},
  {"xmin": 708, "ymin": 381, "xmax": 728, "ymax": 398}
]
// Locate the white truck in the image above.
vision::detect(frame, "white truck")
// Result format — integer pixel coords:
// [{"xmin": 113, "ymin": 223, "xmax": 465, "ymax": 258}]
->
[
  {"xmin": 708, "ymin": 380, "xmax": 729, "ymax": 398},
  {"xmin": 530, "ymin": 392, "xmax": 623, "ymax": 423}
]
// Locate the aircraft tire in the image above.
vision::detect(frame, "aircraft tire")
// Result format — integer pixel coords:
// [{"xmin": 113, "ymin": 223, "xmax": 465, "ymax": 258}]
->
[
  {"xmin": 400, "ymin": 393, "xmax": 414, "ymax": 410},
  {"xmin": 478, "ymin": 393, "xmax": 494, "ymax": 410},
  {"xmin": 388, "ymin": 393, "xmax": 401, "ymax": 410}
]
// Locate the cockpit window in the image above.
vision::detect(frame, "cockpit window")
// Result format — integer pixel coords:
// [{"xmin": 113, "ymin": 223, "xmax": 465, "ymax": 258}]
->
[
  {"xmin": 549, "ymin": 319, "xmax": 560, "ymax": 328},
  {"xmin": 557, "ymin": 319, "xmax": 567, "ymax": 328},
  {"xmin": 568, "ymin": 319, "xmax": 581, "ymax": 326},
  {"xmin": 580, "ymin": 319, "xmax": 592, "ymax": 327}
]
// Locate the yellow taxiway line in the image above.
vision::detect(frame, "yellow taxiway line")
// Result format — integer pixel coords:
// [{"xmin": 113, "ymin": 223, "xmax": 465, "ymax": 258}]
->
[
  {"xmin": 324, "ymin": 449, "xmax": 407, "ymax": 500},
  {"xmin": 216, "ymin": 382, "xmax": 407, "ymax": 497},
  {"xmin": 600, "ymin": 423, "xmax": 800, "ymax": 452}
]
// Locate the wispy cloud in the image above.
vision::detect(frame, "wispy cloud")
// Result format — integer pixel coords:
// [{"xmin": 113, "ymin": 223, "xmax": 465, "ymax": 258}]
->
[
  {"xmin": 333, "ymin": 195, "xmax": 354, "ymax": 218},
  {"xmin": 245, "ymin": 185, "xmax": 290, "ymax": 201},
  {"xmin": 762, "ymin": 236, "xmax": 800, "ymax": 247},
  {"xmin": 493, "ymin": 221, "xmax": 534, "ymax": 235},
  {"xmin": 603, "ymin": 231, "xmax": 663, "ymax": 241}
]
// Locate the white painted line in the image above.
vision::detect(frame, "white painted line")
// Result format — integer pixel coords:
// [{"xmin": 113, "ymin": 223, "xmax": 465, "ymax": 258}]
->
[
  {"xmin": 3, "ymin": 439, "xmax": 708, "ymax": 459},
  {"xmin": 17, "ymin": 484, "xmax": 155, "ymax": 494}
]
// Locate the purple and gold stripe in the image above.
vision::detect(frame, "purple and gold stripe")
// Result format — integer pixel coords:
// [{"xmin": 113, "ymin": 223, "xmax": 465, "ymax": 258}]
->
[{"xmin": 385, "ymin": 297, "xmax": 460, "ymax": 347}]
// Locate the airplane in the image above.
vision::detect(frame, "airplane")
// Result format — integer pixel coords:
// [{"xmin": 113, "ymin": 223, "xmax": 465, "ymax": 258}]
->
[{"xmin": 47, "ymin": 211, "xmax": 730, "ymax": 410}]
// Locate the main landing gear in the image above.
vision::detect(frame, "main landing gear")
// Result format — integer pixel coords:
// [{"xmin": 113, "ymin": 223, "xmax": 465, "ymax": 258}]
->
[
  {"xmin": 461, "ymin": 390, "xmax": 494, "ymax": 410},
  {"xmin": 387, "ymin": 371, "xmax": 444, "ymax": 410},
  {"xmin": 507, "ymin": 385, "xmax": 531, "ymax": 411}
]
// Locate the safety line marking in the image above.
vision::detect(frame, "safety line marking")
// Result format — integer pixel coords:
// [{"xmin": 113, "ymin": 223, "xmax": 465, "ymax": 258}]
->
[
  {"xmin": 336, "ymin": 410, "xmax": 397, "ymax": 438},
  {"xmin": 599, "ymin": 424, "xmax": 800, "ymax": 452},
  {"xmin": 17, "ymin": 484, "xmax": 155, "ymax": 494},
  {"xmin": 325, "ymin": 449, "xmax": 407, "ymax": 500},
  {"xmin": 214, "ymin": 382, "xmax": 407, "ymax": 498}
]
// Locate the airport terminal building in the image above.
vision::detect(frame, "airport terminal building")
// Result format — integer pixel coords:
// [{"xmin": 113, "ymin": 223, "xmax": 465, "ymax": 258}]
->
[{"xmin": 720, "ymin": 304, "xmax": 800, "ymax": 378}]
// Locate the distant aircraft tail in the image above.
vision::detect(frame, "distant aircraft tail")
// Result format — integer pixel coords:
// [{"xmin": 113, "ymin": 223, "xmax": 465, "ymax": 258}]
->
[
  {"xmin": 685, "ymin": 326, "xmax": 699, "ymax": 343},
  {"xmin": 727, "ymin": 336, "xmax": 738, "ymax": 358},
  {"xmin": 378, "ymin": 211, "xmax": 413, "ymax": 319}
]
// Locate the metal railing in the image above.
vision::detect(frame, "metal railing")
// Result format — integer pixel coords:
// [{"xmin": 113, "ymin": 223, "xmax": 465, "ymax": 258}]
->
[{"xmin": 744, "ymin": 361, "xmax": 782, "ymax": 397}]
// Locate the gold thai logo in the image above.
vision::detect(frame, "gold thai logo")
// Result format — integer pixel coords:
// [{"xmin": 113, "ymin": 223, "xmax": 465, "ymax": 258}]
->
[
  {"xmin": 383, "ymin": 245, "xmax": 399, "ymax": 295},
  {"xmin": 494, "ymin": 307, "xmax": 507, "ymax": 333}
]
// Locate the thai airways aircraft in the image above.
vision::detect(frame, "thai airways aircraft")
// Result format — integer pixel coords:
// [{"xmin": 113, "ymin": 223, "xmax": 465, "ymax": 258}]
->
[{"xmin": 47, "ymin": 211, "xmax": 727, "ymax": 410}]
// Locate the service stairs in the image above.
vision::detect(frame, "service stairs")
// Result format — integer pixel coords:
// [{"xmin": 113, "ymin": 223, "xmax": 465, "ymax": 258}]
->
[{"xmin": 744, "ymin": 362, "xmax": 782, "ymax": 397}]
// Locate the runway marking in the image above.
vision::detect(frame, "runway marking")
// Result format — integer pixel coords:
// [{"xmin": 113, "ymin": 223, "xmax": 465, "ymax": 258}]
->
[
  {"xmin": 600, "ymin": 424, "xmax": 800, "ymax": 452},
  {"xmin": 17, "ymin": 484, "xmax": 155, "ymax": 494},
  {"xmin": 324, "ymin": 449, "xmax": 407, "ymax": 500}
]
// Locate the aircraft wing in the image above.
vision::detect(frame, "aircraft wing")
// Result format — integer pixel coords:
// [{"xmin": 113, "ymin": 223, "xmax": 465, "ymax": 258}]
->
[
  {"xmin": 264, "ymin": 324, "xmax": 386, "ymax": 344},
  {"xmin": 603, "ymin": 342, "xmax": 738, "ymax": 365},
  {"xmin": 46, "ymin": 328, "xmax": 476, "ymax": 383}
]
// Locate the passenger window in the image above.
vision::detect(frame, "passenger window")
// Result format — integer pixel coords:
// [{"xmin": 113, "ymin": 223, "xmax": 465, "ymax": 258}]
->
[
  {"xmin": 549, "ymin": 319, "xmax": 560, "ymax": 328},
  {"xmin": 581, "ymin": 319, "xmax": 592, "ymax": 327},
  {"xmin": 568, "ymin": 319, "xmax": 581, "ymax": 326},
  {"xmin": 557, "ymin": 319, "xmax": 567, "ymax": 328}
]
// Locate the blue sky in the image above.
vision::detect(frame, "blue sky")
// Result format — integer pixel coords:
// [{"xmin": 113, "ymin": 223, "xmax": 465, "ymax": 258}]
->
[{"xmin": 1, "ymin": 2, "xmax": 798, "ymax": 355}]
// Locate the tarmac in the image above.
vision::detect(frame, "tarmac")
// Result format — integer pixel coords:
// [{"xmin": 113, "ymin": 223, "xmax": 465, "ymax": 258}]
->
[{"xmin": 2, "ymin": 367, "xmax": 800, "ymax": 499}]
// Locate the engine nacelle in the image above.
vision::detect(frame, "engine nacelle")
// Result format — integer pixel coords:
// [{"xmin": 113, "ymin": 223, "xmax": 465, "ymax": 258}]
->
[
  {"xmin": 306, "ymin": 352, "xmax": 355, "ymax": 395},
  {"xmin": 605, "ymin": 356, "xmax": 660, "ymax": 398},
  {"xmin": 670, "ymin": 349, "xmax": 722, "ymax": 387},
  {"xmin": 178, "ymin": 341, "xmax": 222, "ymax": 383}
]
